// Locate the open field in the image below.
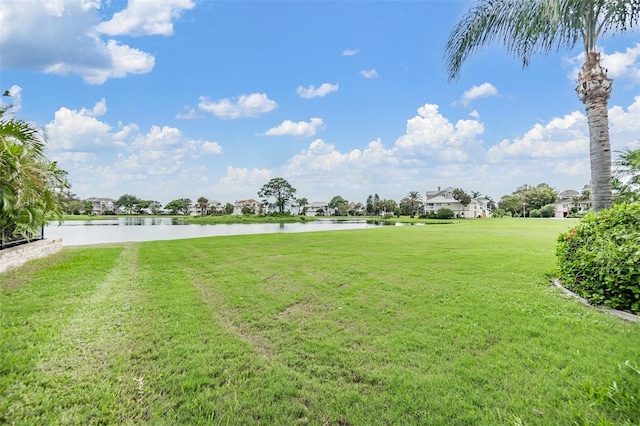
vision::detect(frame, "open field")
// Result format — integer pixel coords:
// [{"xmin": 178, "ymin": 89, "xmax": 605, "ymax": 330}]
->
[{"xmin": 2, "ymin": 219, "xmax": 639, "ymax": 425}]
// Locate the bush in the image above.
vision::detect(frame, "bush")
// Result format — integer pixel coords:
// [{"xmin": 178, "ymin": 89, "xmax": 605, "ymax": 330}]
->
[
  {"xmin": 556, "ymin": 203, "xmax": 640, "ymax": 314},
  {"xmin": 529, "ymin": 209, "xmax": 541, "ymax": 218},
  {"xmin": 540, "ymin": 204, "xmax": 556, "ymax": 218},
  {"xmin": 435, "ymin": 208, "xmax": 455, "ymax": 219}
]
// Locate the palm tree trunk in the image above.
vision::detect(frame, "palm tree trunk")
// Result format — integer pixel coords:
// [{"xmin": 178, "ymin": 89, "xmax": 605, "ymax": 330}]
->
[{"xmin": 576, "ymin": 52, "xmax": 613, "ymax": 211}]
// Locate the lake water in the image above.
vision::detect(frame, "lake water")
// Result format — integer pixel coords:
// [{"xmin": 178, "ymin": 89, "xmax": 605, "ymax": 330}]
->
[{"xmin": 45, "ymin": 217, "xmax": 407, "ymax": 246}]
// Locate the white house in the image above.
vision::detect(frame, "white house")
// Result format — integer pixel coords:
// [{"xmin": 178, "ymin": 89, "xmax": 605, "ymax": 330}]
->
[
  {"xmin": 424, "ymin": 187, "xmax": 491, "ymax": 218},
  {"xmin": 85, "ymin": 197, "xmax": 116, "ymax": 215},
  {"xmin": 305, "ymin": 201, "xmax": 333, "ymax": 217},
  {"xmin": 554, "ymin": 188, "xmax": 590, "ymax": 218},
  {"xmin": 233, "ymin": 199, "xmax": 262, "ymax": 215}
]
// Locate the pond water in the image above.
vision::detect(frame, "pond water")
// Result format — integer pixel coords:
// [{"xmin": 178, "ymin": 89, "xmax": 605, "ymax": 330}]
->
[{"xmin": 45, "ymin": 217, "xmax": 412, "ymax": 246}]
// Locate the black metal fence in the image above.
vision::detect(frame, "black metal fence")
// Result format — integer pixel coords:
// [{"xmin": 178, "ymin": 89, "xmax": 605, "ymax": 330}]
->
[{"xmin": 0, "ymin": 226, "xmax": 44, "ymax": 250}]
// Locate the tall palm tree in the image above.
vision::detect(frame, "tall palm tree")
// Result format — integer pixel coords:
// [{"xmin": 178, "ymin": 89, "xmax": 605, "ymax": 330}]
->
[
  {"xmin": 406, "ymin": 191, "xmax": 423, "ymax": 216},
  {"xmin": 297, "ymin": 197, "xmax": 308, "ymax": 215},
  {"xmin": 1, "ymin": 106, "xmax": 68, "ymax": 241},
  {"xmin": 197, "ymin": 196, "xmax": 209, "ymax": 216},
  {"xmin": 445, "ymin": 0, "xmax": 639, "ymax": 211}
]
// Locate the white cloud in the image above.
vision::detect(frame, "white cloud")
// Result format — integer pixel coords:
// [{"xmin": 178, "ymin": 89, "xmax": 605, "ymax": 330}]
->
[
  {"xmin": 360, "ymin": 69, "xmax": 378, "ymax": 79},
  {"xmin": 198, "ymin": 93, "xmax": 277, "ymax": 119},
  {"xmin": 176, "ymin": 107, "xmax": 201, "ymax": 119},
  {"xmin": 565, "ymin": 43, "xmax": 640, "ymax": 84},
  {"xmin": 96, "ymin": 0, "xmax": 195, "ymax": 36},
  {"xmin": 46, "ymin": 100, "xmax": 118, "ymax": 152},
  {"xmin": 459, "ymin": 82, "xmax": 498, "ymax": 106},
  {"xmin": 486, "ymin": 111, "xmax": 588, "ymax": 162},
  {"xmin": 342, "ymin": 48, "xmax": 359, "ymax": 56},
  {"xmin": 214, "ymin": 166, "xmax": 272, "ymax": 195},
  {"xmin": 201, "ymin": 141, "xmax": 223, "ymax": 155},
  {"xmin": 394, "ymin": 103, "xmax": 485, "ymax": 163},
  {"xmin": 296, "ymin": 83, "xmax": 339, "ymax": 99},
  {"xmin": 265, "ymin": 118, "xmax": 324, "ymax": 137},
  {"xmin": 0, "ymin": 0, "xmax": 191, "ymax": 84},
  {"xmin": 134, "ymin": 125, "xmax": 183, "ymax": 148}
]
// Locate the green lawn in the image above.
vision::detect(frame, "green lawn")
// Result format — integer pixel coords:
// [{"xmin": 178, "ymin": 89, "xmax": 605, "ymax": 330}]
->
[{"xmin": 2, "ymin": 219, "xmax": 639, "ymax": 425}]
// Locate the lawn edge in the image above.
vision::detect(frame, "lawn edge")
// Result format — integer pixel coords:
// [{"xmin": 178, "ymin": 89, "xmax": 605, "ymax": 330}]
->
[{"xmin": 550, "ymin": 279, "xmax": 640, "ymax": 323}]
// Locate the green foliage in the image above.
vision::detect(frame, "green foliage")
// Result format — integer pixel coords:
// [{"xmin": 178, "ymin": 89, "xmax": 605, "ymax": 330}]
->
[
  {"xmin": 491, "ymin": 208, "xmax": 510, "ymax": 218},
  {"xmin": 164, "ymin": 198, "xmax": 191, "ymax": 215},
  {"xmin": 540, "ymin": 204, "xmax": 556, "ymax": 218},
  {"xmin": 258, "ymin": 177, "xmax": 297, "ymax": 214},
  {"xmin": 557, "ymin": 203, "xmax": 640, "ymax": 313},
  {"xmin": 0, "ymin": 107, "xmax": 69, "ymax": 240},
  {"xmin": 529, "ymin": 209, "xmax": 542, "ymax": 218},
  {"xmin": 452, "ymin": 188, "xmax": 471, "ymax": 206},
  {"xmin": 436, "ymin": 208, "xmax": 455, "ymax": 219},
  {"xmin": 328, "ymin": 195, "xmax": 348, "ymax": 216}
]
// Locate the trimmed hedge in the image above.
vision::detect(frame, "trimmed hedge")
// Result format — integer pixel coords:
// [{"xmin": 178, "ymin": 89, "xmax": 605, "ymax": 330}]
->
[{"xmin": 556, "ymin": 203, "xmax": 640, "ymax": 314}]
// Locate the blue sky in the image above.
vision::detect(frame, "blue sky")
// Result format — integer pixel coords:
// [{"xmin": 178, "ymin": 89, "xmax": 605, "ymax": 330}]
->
[{"xmin": 1, "ymin": 0, "xmax": 639, "ymax": 206}]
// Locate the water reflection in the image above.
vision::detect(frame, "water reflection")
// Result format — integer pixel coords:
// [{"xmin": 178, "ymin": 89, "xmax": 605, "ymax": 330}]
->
[{"xmin": 45, "ymin": 218, "xmax": 393, "ymax": 246}]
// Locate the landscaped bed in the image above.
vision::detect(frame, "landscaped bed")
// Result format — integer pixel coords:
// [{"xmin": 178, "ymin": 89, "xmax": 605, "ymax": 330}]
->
[{"xmin": 2, "ymin": 218, "xmax": 639, "ymax": 424}]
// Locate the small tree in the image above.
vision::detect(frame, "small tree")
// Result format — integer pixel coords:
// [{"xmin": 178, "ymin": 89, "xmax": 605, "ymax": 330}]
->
[
  {"xmin": 165, "ymin": 198, "xmax": 191, "ymax": 215},
  {"xmin": 258, "ymin": 177, "xmax": 297, "ymax": 215},
  {"xmin": 115, "ymin": 194, "xmax": 140, "ymax": 214},
  {"xmin": 452, "ymin": 188, "xmax": 471, "ymax": 217},
  {"xmin": 329, "ymin": 195, "xmax": 349, "ymax": 216},
  {"xmin": 224, "ymin": 203, "xmax": 234, "ymax": 215}
]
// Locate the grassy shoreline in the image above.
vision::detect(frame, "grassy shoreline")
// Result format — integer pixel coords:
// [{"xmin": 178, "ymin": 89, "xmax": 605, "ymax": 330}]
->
[{"xmin": 2, "ymin": 219, "xmax": 639, "ymax": 424}]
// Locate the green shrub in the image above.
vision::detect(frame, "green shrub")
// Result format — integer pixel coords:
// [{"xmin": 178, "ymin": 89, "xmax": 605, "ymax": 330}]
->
[
  {"xmin": 540, "ymin": 204, "xmax": 556, "ymax": 218},
  {"xmin": 436, "ymin": 208, "xmax": 455, "ymax": 219},
  {"xmin": 556, "ymin": 203, "xmax": 640, "ymax": 313},
  {"xmin": 529, "ymin": 209, "xmax": 541, "ymax": 218}
]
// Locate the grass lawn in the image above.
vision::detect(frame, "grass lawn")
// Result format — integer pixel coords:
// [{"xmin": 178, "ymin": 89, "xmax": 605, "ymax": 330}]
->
[{"xmin": 2, "ymin": 218, "xmax": 639, "ymax": 425}]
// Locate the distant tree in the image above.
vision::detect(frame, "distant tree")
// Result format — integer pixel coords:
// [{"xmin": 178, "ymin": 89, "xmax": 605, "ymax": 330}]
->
[
  {"xmin": 164, "ymin": 198, "xmax": 191, "ymax": 215},
  {"xmin": 297, "ymin": 197, "xmax": 308, "ymax": 215},
  {"xmin": 498, "ymin": 194, "xmax": 523, "ymax": 217},
  {"xmin": 224, "ymin": 202, "xmax": 234, "ymax": 215},
  {"xmin": 470, "ymin": 191, "xmax": 482, "ymax": 198},
  {"xmin": 523, "ymin": 183, "xmax": 558, "ymax": 211},
  {"xmin": 148, "ymin": 201, "xmax": 162, "ymax": 215},
  {"xmin": 399, "ymin": 198, "xmax": 413, "ymax": 216},
  {"xmin": 329, "ymin": 195, "xmax": 349, "ymax": 216},
  {"xmin": 197, "ymin": 196, "xmax": 209, "ymax": 216},
  {"xmin": 452, "ymin": 188, "xmax": 472, "ymax": 217},
  {"xmin": 366, "ymin": 194, "xmax": 374, "ymax": 215},
  {"xmin": 81, "ymin": 200, "xmax": 94, "ymax": 215},
  {"xmin": 241, "ymin": 204, "xmax": 255, "ymax": 215},
  {"xmin": 405, "ymin": 191, "xmax": 423, "ymax": 216},
  {"xmin": 115, "ymin": 194, "xmax": 140, "ymax": 214},
  {"xmin": 485, "ymin": 195, "xmax": 496, "ymax": 211},
  {"xmin": 258, "ymin": 177, "xmax": 297, "ymax": 214},
  {"xmin": 372, "ymin": 193, "xmax": 382, "ymax": 215},
  {"xmin": 136, "ymin": 199, "xmax": 151, "ymax": 214}
]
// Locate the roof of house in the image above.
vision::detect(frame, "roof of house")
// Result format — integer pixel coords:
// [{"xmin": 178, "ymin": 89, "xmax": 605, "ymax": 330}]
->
[{"xmin": 235, "ymin": 199, "xmax": 260, "ymax": 204}]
